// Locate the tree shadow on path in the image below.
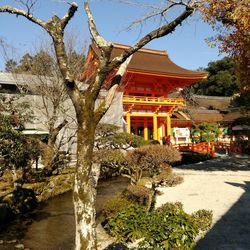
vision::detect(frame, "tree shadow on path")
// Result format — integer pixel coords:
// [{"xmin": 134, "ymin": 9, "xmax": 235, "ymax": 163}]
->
[
  {"xmin": 175, "ymin": 154, "xmax": 250, "ymax": 171},
  {"xmin": 195, "ymin": 181, "xmax": 250, "ymax": 249}
]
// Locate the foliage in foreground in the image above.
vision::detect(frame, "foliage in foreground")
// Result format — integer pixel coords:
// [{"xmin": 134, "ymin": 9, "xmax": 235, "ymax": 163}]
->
[
  {"xmin": 0, "ymin": 115, "xmax": 40, "ymax": 178},
  {"xmin": 103, "ymin": 200, "xmax": 213, "ymax": 249}
]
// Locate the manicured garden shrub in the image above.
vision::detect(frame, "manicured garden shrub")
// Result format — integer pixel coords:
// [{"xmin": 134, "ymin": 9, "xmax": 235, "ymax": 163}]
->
[
  {"xmin": 102, "ymin": 192, "xmax": 135, "ymax": 219},
  {"xmin": 191, "ymin": 209, "xmax": 213, "ymax": 232},
  {"xmin": 125, "ymin": 184, "xmax": 153, "ymax": 210},
  {"xmin": 154, "ymin": 164, "xmax": 184, "ymax": 187},
  {"xmin": 104, "ymin": 204, "xmax": 147, "ymax": 242},
  {"xmin": 109, "ymin": 132, "xmax": 150, "ymax": 149},
  {"xmin": 94, "ymin": 149, "xmax": 127, "ymax": 179},
  {"xmin": 125, "ymin": 145, "xmax": 181, "ymax": 184},
  {"xmin": 127, "ymin": 144, "xmax": 181, "ymax": 174},
  {"xmin": 139, "ymin": 203, "xmax": 199, "ymax": 249},
  {"xmin": 95, "ymin": 123, "xmax": 149, "ymax": 149},
  {"xmin": 103, "ymin": 201, "xmax": 213, "ymax": 249}
]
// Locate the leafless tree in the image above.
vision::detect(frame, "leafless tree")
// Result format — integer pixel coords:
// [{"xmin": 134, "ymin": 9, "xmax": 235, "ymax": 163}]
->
[
  {"xmin": 1, "ymin": 34, "xmax": 86, "ymax": 174},
  {"xmin": 0, "ymin": 1, "xmax": 197, "ymax": 249}
]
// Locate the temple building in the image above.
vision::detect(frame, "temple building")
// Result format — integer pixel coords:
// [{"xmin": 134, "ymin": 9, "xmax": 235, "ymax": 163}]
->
[{"xmin": 84, "ymin": 43, "xmax": 207, "ymax": 142}]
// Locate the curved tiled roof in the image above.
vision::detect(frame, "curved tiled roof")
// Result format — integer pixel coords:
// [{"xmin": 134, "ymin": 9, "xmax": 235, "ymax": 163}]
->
[{"xmin": 91, "ymin": 43, "xmax": 207, "ymax": 79}]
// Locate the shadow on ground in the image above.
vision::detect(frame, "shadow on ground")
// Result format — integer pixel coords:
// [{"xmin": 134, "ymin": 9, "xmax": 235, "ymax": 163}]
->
[
  {"xmin": 175, "ymin": 154, "xmax": 250, "ymax": 171},
  {"xmin": 195, "ymin": 181, "xmax": 250, "ymax": 249}
]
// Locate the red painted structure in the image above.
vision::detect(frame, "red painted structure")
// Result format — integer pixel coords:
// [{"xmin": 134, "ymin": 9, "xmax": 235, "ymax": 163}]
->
[
  {"xmin": 82, "ymin": 43, "xmax": 207, "ymax": 142},
  {"xmin": 174, "ymin": 142, "xmax": 215, "ymax": 157}
]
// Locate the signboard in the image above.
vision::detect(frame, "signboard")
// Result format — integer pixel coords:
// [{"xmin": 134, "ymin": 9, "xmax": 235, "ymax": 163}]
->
[{"xmin": 174, "ymin": 128, "xmax": 190, "ymax": 138}]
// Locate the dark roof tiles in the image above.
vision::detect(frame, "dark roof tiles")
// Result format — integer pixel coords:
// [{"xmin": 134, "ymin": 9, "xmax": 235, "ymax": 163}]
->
[{"xmin": 91, "ymin": 43, "xmax": 207, "ymax": 79}]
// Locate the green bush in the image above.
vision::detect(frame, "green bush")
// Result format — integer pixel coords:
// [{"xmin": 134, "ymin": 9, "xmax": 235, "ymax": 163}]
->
[
  {"xmin": 154, "ymin": 164, "xmax": 184, "ymax": 187},
  {"xmin": 191, "ymin": 209, "xmax": 213, "ymax": 232},
  {"xmin": 109, "ymin": 132, "xmax": 150, "ymax": 149},
  {"xmin": 103, "ymin": 202, "xmax": 213, "ymax": 249},
  {"xmin": 128, "ymin": 134, "xmax": 150, "ymax": 148},
  {"xmin": 140, "ymin": 204, "xmax": 199, "ymax": 249},
  {"xmin": 102, "ymin": 193, "xmax": 135, "ymax": 219},
  {"xmin": 95, "ymin": 123, "xmax": 149, "ymax": 149},
  {"xmin": 125, "ymin": 145, "xmax": 181, "ymax": 184},
  {"xmin": 94, "ymin": 149, "xmax": 127, "ymax": 179},
  {"xmin": 104, "ymin": 204, "xmax": 147, "ymax": 242},
  {"xmin": 125, "ymin": 185, "xmax": 153, "ymax": 210}
]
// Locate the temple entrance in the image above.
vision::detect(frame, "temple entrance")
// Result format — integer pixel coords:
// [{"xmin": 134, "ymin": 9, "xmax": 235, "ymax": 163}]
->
[
  {"xmin": 131, "ymin": 126, "xmax": 154, "ymax": 140},
  {"xmin": 126, "ymin": 115, "xmax": 172, "ymax": 142}
]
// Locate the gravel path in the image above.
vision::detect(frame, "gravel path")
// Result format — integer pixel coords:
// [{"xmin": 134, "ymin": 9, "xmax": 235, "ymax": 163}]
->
[{"xmin": 156, "ymin": 154, "xmax": 250, "ymax": 250}]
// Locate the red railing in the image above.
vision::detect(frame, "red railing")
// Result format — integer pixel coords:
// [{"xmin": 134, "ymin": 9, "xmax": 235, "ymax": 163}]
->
[
  {"xmin": 123, "ymin": 95, "xmax": 185, "ymax": 105},
  {"xmin": 174, "ymin": 141, "xmax": 247, "ymax": 156},
  {"xmin": 174, "ymin": 142, "xmax": 215, "ymax": 157}
]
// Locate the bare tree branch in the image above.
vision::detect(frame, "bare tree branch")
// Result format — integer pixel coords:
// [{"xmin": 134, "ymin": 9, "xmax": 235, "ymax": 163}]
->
[
  {"xmin": 0, "ymin": 5, "xmax": 46, "ymax": 29},
  {"xmin": 61, "ymin": 2, "xmax": 78, "ymax": 29},
  {"xmin": 110, "ymin": 6, "xmax": 194, "ymax": 69},
  {"xmin": 94, "ymin": 55, "xmax": 133, "ymax": 122},
  {"xmin": 124, "ymin": 2, "xmax": 180, "ymax": 31},
  {"xmin": 14, "ymin": 0, "xmax": 38, "ymax": 14},
  {"xmin": 0, "ymin": 2, "xmax": 83, "ymax": 116},
  {"xmin": 84, "ymin": 1, "xmax": 110, "ymax": 50}
]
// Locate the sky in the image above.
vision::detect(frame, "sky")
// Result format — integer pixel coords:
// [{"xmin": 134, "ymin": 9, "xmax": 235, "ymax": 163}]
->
[{"xmin": 0, "ymin": 0, "xmax": 225, "ymax": 71}]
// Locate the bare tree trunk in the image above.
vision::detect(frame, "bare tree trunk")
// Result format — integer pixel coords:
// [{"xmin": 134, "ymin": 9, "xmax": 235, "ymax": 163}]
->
[
  {"xmin": 73, "ymin": 118, "xmax": 99, "ymax": 250},
  {"xmin": 73, "ymin": 171, "xmax": 97, "ymax": 250}
]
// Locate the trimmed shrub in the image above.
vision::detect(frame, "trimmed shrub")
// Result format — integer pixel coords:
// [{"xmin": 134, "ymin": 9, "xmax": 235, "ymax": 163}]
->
[
  {"xmin": 124, "ymin": 145, "xmax": 181, "ymax": 184},
  {"xmin": 95, "ymin": 123, "xmax": 149, "ymax": 150},
  {"xmin": 125, "ymin": 185, "xmax": 153, "ymax": 210},
  {"xmin": 127, "ymin": 144, "xmax": 181, "ymax": 175},
  {"xmin": 94, "ymin": 149, "xmax": 127, "ymax": 179},
  {"xmin": 109, "ymin": 132, "xmax": 150, "ymax": 149},
  {"xmin": 154, "ymin": 164, "xmax": 183, "ymax": 187},
  {"xmin": 102, "ymin": 193, "xmax": 135, "ymax": 219},
  {"xmin": 140, "ymin": 203, "xmax": 199, "ymax": 249},
  {"xmin": 104, "ymin": 204, "xmax": 147, "ymax": 242},
  {"xmin": 191, "ymin": 209, "xmax": 213, "ymax": 232},
  {"xmin": 103, "ymin": 201, "xmax": 213, "ymax": 249}
]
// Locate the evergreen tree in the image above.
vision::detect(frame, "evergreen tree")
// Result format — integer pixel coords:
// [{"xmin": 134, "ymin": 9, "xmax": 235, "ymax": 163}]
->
[{"xmin": 191, "ymin": 57, "xmax": 240, "ymax": 96}]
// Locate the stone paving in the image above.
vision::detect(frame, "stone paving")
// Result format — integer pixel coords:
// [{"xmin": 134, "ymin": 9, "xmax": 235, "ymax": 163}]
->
[{"xmin": 156, "ymin": 154, "xmax": 250, "ymax": 250}]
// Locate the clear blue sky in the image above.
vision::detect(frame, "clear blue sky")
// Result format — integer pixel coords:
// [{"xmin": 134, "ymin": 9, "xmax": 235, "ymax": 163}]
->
[{"xmin": 0, "ymin": 0, "xmax": 225, "ymax": 71}]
